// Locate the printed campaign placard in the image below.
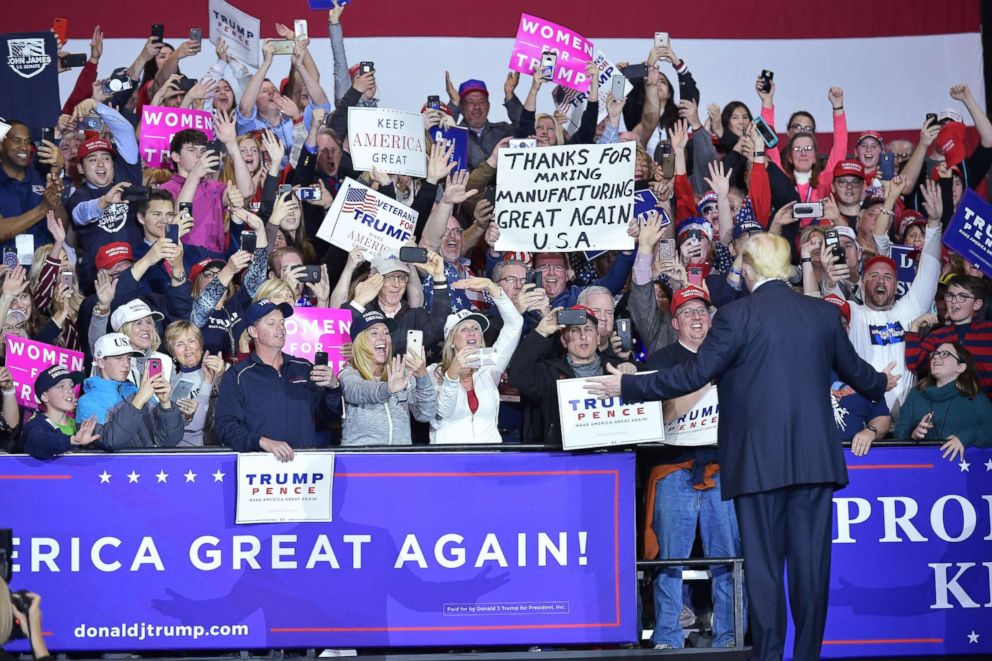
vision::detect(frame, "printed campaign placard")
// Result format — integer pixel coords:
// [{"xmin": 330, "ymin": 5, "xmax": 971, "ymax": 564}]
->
[
  {"xmin": 429, "ymin": 125, "xmax": 469, "ymax": 172},
  {"xmin": 236, "ymin": 452, "xmax": 334, "ymax": 524},
  {"xmin": 208, "ymin": 0, "xmax": 261, "ymax": 67},
  {"xmin": 555, "ymin": 50, "xmax": 632, "ymax": 133},
  {"xmin": 5, "ymin": 337, "xmax": 84, "ymax": 410},
  {"xmin": 943, "ymin": 188, "xmax": 992, "ymax": 277},
  {"xmin": 348, "ymin": 107, "xmax": 427, "ymax": 178},
  {"xmin": 663, "ymin": 386, "xmax": 718, "ymax": 447},
  {"xmin": 509, "ymin": 14, "xmax": 593, "ymax": 93},
  {"xmin": 891, "ymin": 244, "xmax": 918, "ymax": 300},
  {"xmin": 556, "ymin": 377, "xmax": 664, "ymax": 450},
  {"xmin": 139, "ymin": 106, "xmax": 215, "ymax": 168},
  {"xmin": 283, "ymin": 306, "xmax": 352, "ymax": 375},
  {"xmin": 316, "ymin": 177, "xmax": 417, "ymax": 254},
  {"xmin": 494, "ymin": 142, "xmax": 635, "ymax": 253}
]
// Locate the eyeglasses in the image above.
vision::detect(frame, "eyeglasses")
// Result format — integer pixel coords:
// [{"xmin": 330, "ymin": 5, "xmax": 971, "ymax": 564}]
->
[
  {"xmin": 677, "ymin": 307, "xmax": 709, "ymax": 318},
  {"xmin": 2, "ymin": 322, "xmax": 25, "ymax": 333},
  {"xmin": 834, "ymin": 178, "xmax": 864, "ymax": 188},
  {"xmin": 792, "ymin": 145, "xmax": 815, "ymax": 153},
  {"xmin": 497, "ymin": 276, "xmax": 525, "ymax": 286},
  {"xmin": 383, "ymin": 273, "xmax": 410, "ymax": 284},
  {"xmin": 931, "ymin": 350, "xmax": 962, "ymax": 362},
  {"xmin": 789, "ymin": 124, "xmax": 814, "ymax": 133},
  {"xmin": 943, "ymin": 292, "xmax": 976, "ymax": 303},
  {"xmin": 443, "ymin": 227, "xmax": 464, "ymax": 236}
]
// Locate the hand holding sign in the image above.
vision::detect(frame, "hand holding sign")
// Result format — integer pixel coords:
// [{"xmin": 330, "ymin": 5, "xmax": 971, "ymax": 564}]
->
[{"xmin": 583, "ymin": 363, "xmax": 624, "ymax": 399}]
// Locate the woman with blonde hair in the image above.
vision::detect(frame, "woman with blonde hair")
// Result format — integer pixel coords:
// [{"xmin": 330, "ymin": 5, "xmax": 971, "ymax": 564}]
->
[
  {"xmin": 428, "ymin": 277, "xmax": 523, "ymax": 444},
  {"xmin": 339, "ymin": 310, "xmax": 436, "ymax": 446},
  {"xmin": 94, "ymin": 299, "xmax": 174, "ymax": 386}
]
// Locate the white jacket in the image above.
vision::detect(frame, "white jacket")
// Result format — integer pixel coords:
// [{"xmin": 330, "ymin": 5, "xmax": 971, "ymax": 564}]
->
[{"xmin": 428, "ymin": 293, "xmax": 523, "ymax": 444}]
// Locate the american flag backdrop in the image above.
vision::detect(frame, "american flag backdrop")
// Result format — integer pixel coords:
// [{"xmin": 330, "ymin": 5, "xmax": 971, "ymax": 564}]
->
[{"xmin": 340, "ymin": 184, "xmax": 379, "ymax": 217}]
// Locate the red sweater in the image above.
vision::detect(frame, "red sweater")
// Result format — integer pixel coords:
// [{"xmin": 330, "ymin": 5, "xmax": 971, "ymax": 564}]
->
[{"xmin": 905, "ymin": 321, "xmax": 992, "ymax": 399}]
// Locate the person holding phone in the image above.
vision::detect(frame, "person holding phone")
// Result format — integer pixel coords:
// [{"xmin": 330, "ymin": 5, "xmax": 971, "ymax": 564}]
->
[
  {"xmin": 427, "ymin": 277, "xmax": 523, "ymax": 444},
  {"xmin": 76, "ymin": 332, "xmax": 184, "ymax": 451},
  {"xmin": 894, "ymin": 343, "xmax": 992, "ymax": 459},
  {"xmin": 339, "ymin": 310, "xmax": 436, "ymax": 446},
  {"xmin": 104, "ymin": 299, "xmax": 174, "ymax": 387},
  {"xmin": 164, "ymin": 321, "xmax": 225, "ymax": 447}
]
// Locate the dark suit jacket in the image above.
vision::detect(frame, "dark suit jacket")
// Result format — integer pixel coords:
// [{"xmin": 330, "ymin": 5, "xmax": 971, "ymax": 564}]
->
[{"xmin": 622, "ymin": 279, "xmax": 886, "ymax": 499}]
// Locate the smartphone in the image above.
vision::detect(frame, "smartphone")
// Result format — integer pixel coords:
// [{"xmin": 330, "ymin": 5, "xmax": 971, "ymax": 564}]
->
[
  {"xmin": 686, "ymin": 266, "xmax": 705, "ymax": 286},
  {"xmin": 659, "ymin": 143, "xmax": 675, "ymax": 178},
  {"xmin": 189, "ymin": 28, "xmax": 202, "ymax": 43},
  {"xmin": 278, "ymin": 183, "xmax": 292, "ymax": 197},
  {"xmin": 123, "ymin": 185, "xmax": 151, "ymax": 202},
  {"xmin": 615, "ymin": 318, "xmax": 632, "ymax": 352},
  {"xmin": 427, "ymin": 95, "xmax": 441, "ymax": 110},
  {"xmin": 53, "ymin": 18, "xmax": 69, "ymax": 46},
  {"xmin": 509, "ymin": 138, "xmax": 537, "ymax": 149},
  {"xmin": 314, "ymin": 351, "xmax": 328, "ymax": 367},
  {"xmin": 611, "ymin": 74, "xmax": 626, "ymax": 102},
  {"xmin": 176, "ymin": 76, "xmax": 196, "ymax": 93},
  {"xmin": 60, "ymin": 271, "xmax": 73, "ymax": 289},
  {"xmin": 170, "ymin": 379, "xmax": 195, "ymax": 401},
  {"xmin": 147, "ymin": 358, "xmax": 163, "ymax": 379},
  {"xmin": 178, "ymin": 201, "xmax": 193, "ymax": 216},
  {"xmin": 925, "ymin": 112, "xmax": 938, "ymax": 126},
  {"xmin": 540, "ymin": 51, "xmax": 557, "ymax": 79},
  {"xmin": 241, "ymin": 230, "xmax": 257, "ymax": 253},
  {"xmin": 360, "ymin": 61, "xmax": 374, "ymax": 74},
  {"xmin": 300, "ymin": 264, "xmax": 322, "ymax": 284},
  {"xmin": 297, "ymin": 186, "xmax": 321, "ymax": 201},
  {"xmin": 476, "ymin": 347, "xmax": 497, "ymax": 368},
  {"xmin": 759, "ymin": 69, "xmax": 774, "ymax": 93},
  {"xmin": 294, "ymin": 19, "xmax": 308, "ymax": 39},
  {"xmin": 658, "ymin": 238, "xmax": 676, "ymax": 262},
  {"xmin": 793, "ymin": 201, "xmax": 824, "ymax": 220},
  {"xmin": 619, "ymin": 63, "xmax": 648, "ymax": 79},
  {"xmin": 753, "ymin": 116, "xmax": 779, "ymax": 148},
  {"xmin": 879, "ymin": 152, "xmax": 895, "ymax": 181},
  {"xmin": 824, "ymin": 228, "xmax": 846, "ymax": 263},
  {"xmin": 101, "ymin": 71, "xmax": 133, "ymax": 96},
  {"xmin": 151, "ymin": 24, "xmax": 164, "ymax": 43},
  {"xmin": 165, "ymin": 224, "xmax": 179, "ymax": 244},
  {"xmin": 59, "ymin": 53, "xmax": 87, "ymax": 68},
  {"xmin": 406, "ymin": 330, "xmax": 423, "ymax": 357},
  {"xmin": 40, "ymin": 127, "xmax": 55, "ymax": 145},
  {"xmin": 558, "ymin": 308, "xmax": 587, "ymax": 326},
  {"xmin": 2, "ymin": 250, "xmax": 18, "ymax": 269},
  {"xmin": 270, "ymin": 40, "xmax": 295, "ymax": 55},
  {"xmin": 399, "ymin": 246, "xmax": 428, "ymax": 264},
  {"xmin": 77, "ymin": 115, "xmax": 104, "ymax": 132},
  {"xmin": 15, "ymin": 234, "xmax": 34, "ymax": 266},
  {"xmin": 526, "ymin": 270, "xmax": 542, "ymax": 289},
  {"xmin": 655, "ymin": 32, "xmax": 670, "ymax": 48}
]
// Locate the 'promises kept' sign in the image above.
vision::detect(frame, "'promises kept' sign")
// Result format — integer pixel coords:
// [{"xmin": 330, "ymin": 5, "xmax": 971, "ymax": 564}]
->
[{"xmin": 493, "ymin": 142, "xmax": 635, "ymax": 253}]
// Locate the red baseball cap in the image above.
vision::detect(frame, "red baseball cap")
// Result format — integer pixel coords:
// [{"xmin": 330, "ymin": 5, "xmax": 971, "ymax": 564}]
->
[
  {"xmin": 856, "ymin": 131, "xmax": 883, "ymax": 147},
  {"xmin": 566, "ymin": 305, "xmax": 598, "ymax": 325},
  {"xmin": 832, "ymin": 159, "xmax": 866, "ymax": 181},
  {"xmin": 670, "ymin": 285, "xmax": 711, "ymax": 316},
  {"xmin": 896, "ymin": 210, "xmax": 925, "ymax": 238},
  {"xmin": 76, "ymin": 137, "xmax": 114, "ymax": 162},
  {"xmin": 864, "ymin": 255, "xmax": 898, "ymax": 275},
  {"xmin": 935, "ymin": 121, "xmax": 966, "ymax": 169},
  {"xmin": 823, "ymin": 294, "xmax": 851, "ymax": 322},
  {"xmin": 189, "ymin": 258, "xmax": 226, "ymax": 284},
  {"xmin": 95, "ymin": 242, "xmax": 134, "ymax": 271}
]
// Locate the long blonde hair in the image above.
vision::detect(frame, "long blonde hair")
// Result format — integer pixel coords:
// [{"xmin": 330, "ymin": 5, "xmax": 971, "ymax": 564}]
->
[
  {"xmin": 435, "ymin": 320, "xmax": 485, "ymax": 379},
  {"xmin": 351, "ymin": 326, "xmax": 391, "ymax": 381},
  {"xmin": 253, "ymin": 278, "xmax": 295, "ymax": 304},
  {"xmin": 535, "ymin": 112, "xmax": 566, "ymax": 146},
  {"xmin": 120, "ymin": 317, "xmax": 162, "ymax": 352}
]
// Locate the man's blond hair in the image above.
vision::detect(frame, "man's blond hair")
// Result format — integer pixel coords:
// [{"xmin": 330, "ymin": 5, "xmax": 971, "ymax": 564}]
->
[{"xmin": 742, "ymin": 233, "xmax": 792, "ymax": 282}]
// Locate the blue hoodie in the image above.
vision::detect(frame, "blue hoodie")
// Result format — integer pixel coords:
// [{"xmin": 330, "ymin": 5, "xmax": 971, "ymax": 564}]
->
[
  {"xmin": 76, "ymin": 376, "xmax": 137, "ymax": 425},
  {"xmin": 76, "ymin": 376, "xmax": 184, "ymax": 450}
]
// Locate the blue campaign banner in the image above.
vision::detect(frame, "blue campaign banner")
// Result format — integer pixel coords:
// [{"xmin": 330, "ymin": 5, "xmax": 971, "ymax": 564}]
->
[
  {"xmin": 785, "ymin": 446, "xmax": 992, "ymax": 659},
  {"xmin": 308, "ymin": 0, "xmax": 351, "ymax": 8},
  {"xmin": 429, "ymin": 126, "xmax": 469, "ymax": 173},
  {"xmin": 891, "ymin": 244, "xmax": 917, "ymax": 300},
  {"xmin": 0, "ymin": 32, "xmax": 60, "ymax": 141},
  {"xmin": 942, "ymin": 188, "xmax": 992, "ymax": 278},
  {"xmin": 0, "ymin": 451, "xmax": 636, "ymax": 651}
]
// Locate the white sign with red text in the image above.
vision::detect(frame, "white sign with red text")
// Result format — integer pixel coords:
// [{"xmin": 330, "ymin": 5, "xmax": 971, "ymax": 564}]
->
[
  {"xmin": 236, "ymin": 452, "xmax": 334, "ymax": 524},
  {"xmin": 558, "ymin": 377, "xmax": 664, "ymax": 450},
  {"xmin": 347, "ymin": 107, "xmax": 427, "ymax": 177}
]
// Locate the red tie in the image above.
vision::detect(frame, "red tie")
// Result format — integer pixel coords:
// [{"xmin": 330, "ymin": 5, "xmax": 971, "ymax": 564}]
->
[{"xmin": 466, "ymin": 388, "xmax": 479, "ymax": 414}]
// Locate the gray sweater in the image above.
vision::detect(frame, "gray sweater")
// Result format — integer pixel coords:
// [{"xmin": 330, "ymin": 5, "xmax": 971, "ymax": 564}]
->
[{"xmin": 339, "ymin": 367, "xmax": 437, "ymax": 446}]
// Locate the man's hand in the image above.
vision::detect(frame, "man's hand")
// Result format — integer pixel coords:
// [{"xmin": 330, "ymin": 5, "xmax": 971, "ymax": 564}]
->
[
  {"xmin": 850, "ymin": 427, "xmax": 875, "ymax": 456},
  {"xmin": 504, "ymin": 71, "xmax": 520, "ymax": 99},
  {"xmin": 609, "ymin": 333, "xmax": 633, "ymax": 360},
  {"xmin": 513, "ymin": 283, "xmax": 547, "ymax": 314},
  {"xmin": 442, "ymin": 170, "xmax": 478, "ymax": 205},
  {"xmin": 352, "ymin": 71, "xmax": 376, "ymax": 96},
  {"xmin": 260, "ymin": 437, "xmax": 294, "ymax": 462},
  {"xmin": 42, "ymin": 175, "xmax": 64, "ymax": 211},
  {"xmin": 882, "ymin": 361, "xmax": 901, "ymax": 392},
  {"xmin": 453, "ymin": 276, "xmax": 501, "ymax": 299},
  {"xmin": 583, "ymin": 362, "xmax": 625, "ymax": 399},
  {"xmin": 920, "ymin": 179, "xmax": 943, "ymax": 225},
  {"xmin": 445, "ymin": 70, "xmax": 459, "ymax": 104},
  {"xmin": 638, "ymin": 210, "xmax": 665, "ymax": 252},
  {"xmin": 273, "ymin": 94, "xmax": 302, "ymax": 120},
  {"xmin": 535, "ymin": 306, "xmax": 564, "ymax": 338},
  {"xmin": 474, "ymin": 199, "xmax": 494, "ymax": 228},
  {"xmin": 94, "ymin": 270, "xmax": 118, "ymax": 309},
  {"xmin": 427, "ymin": 140, "xmax": 456, "ymax": 184},
  {"xmin": 353, "ymin": 272, "xmax": 384, "ymax": 305},
  {"xmin": 311, "ymin": 363, "xmax": 338, "ymax": 389}
]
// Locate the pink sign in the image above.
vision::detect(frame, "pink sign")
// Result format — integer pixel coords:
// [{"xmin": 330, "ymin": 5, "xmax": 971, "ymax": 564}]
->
[
  {"xmin": 5, "ymin": 337, "xmax": 85, "ymax": 410},
  {"xmin": 283, "ymin": 307, "xmax": 353, "ymax": 375},
  {"xmin": 139, "ymin": 105, "xmax": 216, "ymax": 168},
  {"xmin": 508, "ymin": 13, "xmax": 594, "ymax": 93}
]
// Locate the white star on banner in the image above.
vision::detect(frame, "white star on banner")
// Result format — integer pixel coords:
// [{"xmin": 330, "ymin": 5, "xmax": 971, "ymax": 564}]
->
[
  {"xmin": 184, "ymin": 470, "xmax": 197, "ymax": 483},
  {"xmin": 127, "ymin": 470, "xmax": 140, "ymax": 484},
  {"xmin": 98, "ymin": 471, "xmax": 111, "ymax": 484},
  {"xmin": 985, "ymin": 459, "xmax": 992, "ymax": 472},
  {"xmin": 212, "ymin": 470, "xmax": 225, "ymax": 482},
  {"xmin": 959, "ymin": 459, "xmax": 970, "ymax": 472},
  {"xmin": 155, "ymin": 470, "xmax": 169, "ymax": 483},
  {"xmin": 967, "ymin": 630, "xmax": 979, "ymax": 644}
]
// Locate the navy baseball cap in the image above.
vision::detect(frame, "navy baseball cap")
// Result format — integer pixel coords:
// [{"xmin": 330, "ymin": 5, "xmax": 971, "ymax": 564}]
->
[
  {"xmin": 732, "ymin": 219, "xmax": 764, "ymax": 241},
  {"xmin": 350, "ymin": 310, "xmax": 396, "ymax": 340},
  {"xmin": 244, "ymin": 298, "xmax": 294, "ymax": 327},
  {"xmin": 34, "ymin": 365, "xmax": 83, "ymax": 403}
]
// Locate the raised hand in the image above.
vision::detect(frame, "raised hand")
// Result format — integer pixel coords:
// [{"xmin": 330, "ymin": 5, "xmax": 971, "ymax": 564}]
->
[
  {"xmin": 704, "ymin": 160, "xmax": 733, "ymax": 198},
  {"xmin": 442, "ymin": 170, "xmax": 478, "ymax": 205},
  {"xmin": 386, "ymin": 354, "xmax": 411, "ymax": 393},
  {"xmin": 70, "ymin": 416, "xmax": 101, "ymax": 447},
  {"xmin": 354, "ymin": 272, "xmax": 384, "ymax": 305},
  {"xmin": 329, "ymin": 0, "xmax": 346, "ymax": 25},
  {"xmin": 535, "ymin": 306, "xmax": 565, "ymax": 338},
  {"xmin": 827, "ymin": 86, "xmax": 844, "ymax": 110},
  {"xmin": 949, "ymin": 83, "xmax": 971, "ymax": 102},
  {"xmin": 920, "ymin": 179, "xmax": 943, "ymax": 224}
]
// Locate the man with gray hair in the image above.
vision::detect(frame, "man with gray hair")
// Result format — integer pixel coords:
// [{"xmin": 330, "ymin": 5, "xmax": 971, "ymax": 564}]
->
[{"xmin": 586, "ymin": 232, "xmax": 897, "ymax": 661}]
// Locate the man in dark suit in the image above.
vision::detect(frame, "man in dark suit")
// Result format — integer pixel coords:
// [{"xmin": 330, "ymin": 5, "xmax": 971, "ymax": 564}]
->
[{"xmin": 586, "ymin": 233, "xmax": 898, "ymax": 661}]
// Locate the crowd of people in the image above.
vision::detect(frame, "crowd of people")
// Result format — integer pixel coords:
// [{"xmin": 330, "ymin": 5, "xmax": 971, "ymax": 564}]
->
[{"xmin": 2, "ymin": 6, "xmax": 992, "ymax": 651}]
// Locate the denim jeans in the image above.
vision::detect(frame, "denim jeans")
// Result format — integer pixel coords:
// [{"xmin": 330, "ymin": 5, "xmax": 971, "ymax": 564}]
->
[{"xmin": 651, "ymin": 469, "xmax": 745, "ymax": 648}]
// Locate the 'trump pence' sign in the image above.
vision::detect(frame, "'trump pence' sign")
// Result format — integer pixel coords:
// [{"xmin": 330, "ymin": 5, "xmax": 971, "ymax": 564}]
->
[
  {"xmin": 556, "ymin": 377, "xmax": 663, "ymax": 450},
  {"xmin": 494, "ymin": 143, "xmax": 635, "ymax": 252},
  {"xmin": 209, "ymin": 0, "xmax": 261, "ymax": 67},
  {"xmin": 943, "ymin": 189, "xmax": 992, "ymax": 277},
  {"xmin": 509, "ymin": 14, "xmax": 593, "ymax": 93},
  {"xmin": 348, "ymin": 108, "xmax": 426, "ymax": 178},
  {"xmin": 5, "ymin": 337, "xmax": 84, "ymax": 409},
  {"xmin": 139, "ymin": 106, "xmax": 215, "ymax": 168},
  {"xmin": 316, "ymin": 178, "xmax": 417, "ymax": 254},
  {"xmin": 236, "ymin": 452, "xmax": 334, "ymax": 524}
]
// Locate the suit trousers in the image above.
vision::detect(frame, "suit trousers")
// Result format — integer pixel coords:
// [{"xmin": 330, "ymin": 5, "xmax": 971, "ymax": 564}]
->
[{"xmin": 734, "ymin": 484, "xmax": 834, "ymax": 661}]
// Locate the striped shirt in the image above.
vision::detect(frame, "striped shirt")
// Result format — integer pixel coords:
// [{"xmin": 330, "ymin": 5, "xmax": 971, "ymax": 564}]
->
[{"xmin": 904, "ymin": 321, "xmax": 992, "ymax": 400}]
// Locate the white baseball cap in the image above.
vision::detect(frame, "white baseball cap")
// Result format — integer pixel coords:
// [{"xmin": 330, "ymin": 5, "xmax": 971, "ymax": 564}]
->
[
  {"xmin": 443, "ymin": 309, "xmax": 490, "ymax": 337},
  {"xmin": 110, "ymin": 299, "xmax": 164, "ymax": 332},
  {"xmin": 93, "ymin": 333, "xmax": 143, "ymax": 359}
]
